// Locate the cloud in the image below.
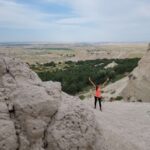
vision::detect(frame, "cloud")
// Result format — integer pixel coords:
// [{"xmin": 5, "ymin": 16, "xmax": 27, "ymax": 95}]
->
[
  {"xmin": 44, "ymin": 0, "xmax": 100, "ymax": 21},
  {"xmin": 136, "ymin": 5, "xmax": 150, "ymax": 18},
  {"xmin": 45, "ymin": 0, "xmax": 150, "ymax": 22},
  {"xmin": 1, "ymin": 0, "xmax": 150, "ymax": 28},
  {"xmin": 0, "ymin": 0, "xmax": 60, "ymax": 29},
  {"xmin": 0, "ymin": 0, "xmax": 150, "ymax": 42}
]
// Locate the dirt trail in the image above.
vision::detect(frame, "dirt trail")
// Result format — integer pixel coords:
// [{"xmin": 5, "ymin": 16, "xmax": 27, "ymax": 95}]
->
[{"xmin": 84, "ymin": 99, "xmax": 150, "ymax": 150}]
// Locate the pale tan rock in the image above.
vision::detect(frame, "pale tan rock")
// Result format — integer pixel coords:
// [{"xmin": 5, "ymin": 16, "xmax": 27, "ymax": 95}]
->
[
  {"xmin": 121, "ymin": 44, "xmax": 150, "ymax": 102},
  {"xmin": 0, "ymin": 56, "xmax": 101, "ymax": 150},
  {"xmin": 0, "ymin": 56, "xmax": 61, "ymax": 150},
  {"xmin": 104, "ymin": 61, "xmax": 118, "ymax": 69},
  {"xmin": 0, "ymin": 102, "xmax": 18, "ymax": 150},
  {"xmin": 47, "ymin": 92, "xmax": 101, "ymax": 150}
]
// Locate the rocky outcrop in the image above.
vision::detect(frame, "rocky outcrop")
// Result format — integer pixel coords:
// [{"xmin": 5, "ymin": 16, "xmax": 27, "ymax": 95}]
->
[
  {"xmin": 47, "ymin": 92, "xmax": 100, "ymax": 150},
  {"xmin": 0, "ymin": 56, "xmax": 101, "ymax": 150},
  {"xmin": 121, "ymin": 44, "xmax": 150, "ymax": 102},
  {"xmin": 104, "ymin": 61, "xmax": 118, "ymax": 69},
  {"xmin": 103, "ymin": 77, "xmax": 128, "ymax": 101}
]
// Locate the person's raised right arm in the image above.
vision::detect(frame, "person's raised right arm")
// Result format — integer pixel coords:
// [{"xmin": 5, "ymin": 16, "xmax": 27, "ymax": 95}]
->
[{"xmin": 89, "ymin": 77, "xmax": 96, "ymax": 88}]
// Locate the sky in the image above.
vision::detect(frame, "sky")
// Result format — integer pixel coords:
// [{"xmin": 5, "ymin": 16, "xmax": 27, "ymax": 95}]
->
[{"xmin": 0, "ymin": 0, "xmax": 150, "ymax": 42}]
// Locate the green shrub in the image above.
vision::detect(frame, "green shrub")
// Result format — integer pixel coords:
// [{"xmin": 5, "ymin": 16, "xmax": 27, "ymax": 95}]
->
[
  {"xmin": 43, "ymin": 61, "xmax": 56, "ymax": 67},
  {"xmin": 115, "ymin": 96, "xmax": 123, "ymax": 101},
  {"xmin": 79, "ymin": 95, "xmax": 85, "ymax": 100},
  {"xmin": 31, "ymin": 58, "xmax": 140, "ymax": 95}
]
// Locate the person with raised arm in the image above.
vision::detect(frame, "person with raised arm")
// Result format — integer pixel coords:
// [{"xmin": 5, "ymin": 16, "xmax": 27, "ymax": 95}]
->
[{"xmin": 89, "ymin": 77, "xmax": 109, "ymax": 111}]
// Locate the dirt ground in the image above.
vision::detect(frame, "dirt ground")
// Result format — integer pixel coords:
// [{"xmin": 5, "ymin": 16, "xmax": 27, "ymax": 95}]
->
[{"xmin": 84, "ymin": 99, "xmax": 150, "ymax": 150}]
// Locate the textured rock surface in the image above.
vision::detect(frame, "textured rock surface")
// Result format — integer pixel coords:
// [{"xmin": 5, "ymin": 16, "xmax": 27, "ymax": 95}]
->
[
  {"xmin": 0, "ymin": 56, "xmax": 61, "ymax": 150},
  {"xmin": 102, "ymin": 77, "xmax": 128, "ymax": 101},
  {"xmin": 121, "ymin": 44, "xmax": 150, "ymax": 102},
  {"xmin": 47, "ymin": 92, "xmax": 100, "ymax": 150},
  {"xmin": 0, "ymin": 56, "xmax": 101, "ymax": 150},
  {"xmin": 0, "ymin": 102, "xmax": 18, "ymax": 150}
]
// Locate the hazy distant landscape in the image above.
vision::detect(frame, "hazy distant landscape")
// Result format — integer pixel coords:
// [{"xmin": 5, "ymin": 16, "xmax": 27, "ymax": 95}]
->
[
  {"xmin": 0, "ymin": 42, "xmax": 147, "ymax": 96},
  {"xmin": 0, "ymin": 42, "xmax": 148, "ymax": 64}
]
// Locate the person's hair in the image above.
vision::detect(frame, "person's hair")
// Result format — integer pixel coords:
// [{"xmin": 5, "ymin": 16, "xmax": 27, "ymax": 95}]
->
[{"xmin": 96, "ymin": 85, "xmax": 99, "ymax": 90}]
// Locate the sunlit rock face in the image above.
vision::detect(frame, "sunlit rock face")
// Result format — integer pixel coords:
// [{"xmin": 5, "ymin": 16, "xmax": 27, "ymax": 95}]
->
[
  {"xmin": 0, "ymin": 56, "xmax": 100, "ymax": 150},
  {"xmin": 121, "ymin": 44, "xmax": 150, "ymax": 102}
]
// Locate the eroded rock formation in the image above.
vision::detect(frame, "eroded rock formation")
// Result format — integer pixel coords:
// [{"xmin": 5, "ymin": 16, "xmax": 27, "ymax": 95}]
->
[
  {"xmin": 121, "ymin": 44, "xmax": 150, "ymax": 102},
  {"xmin": 0, "ymin": 56, "xmax": 100, "ymax": 150}
]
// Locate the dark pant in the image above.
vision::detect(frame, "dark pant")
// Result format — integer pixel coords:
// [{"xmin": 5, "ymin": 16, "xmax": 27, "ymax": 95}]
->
[{"xmin": 94, "ymin": 96, "xmax": 102, "ymax": 110}]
